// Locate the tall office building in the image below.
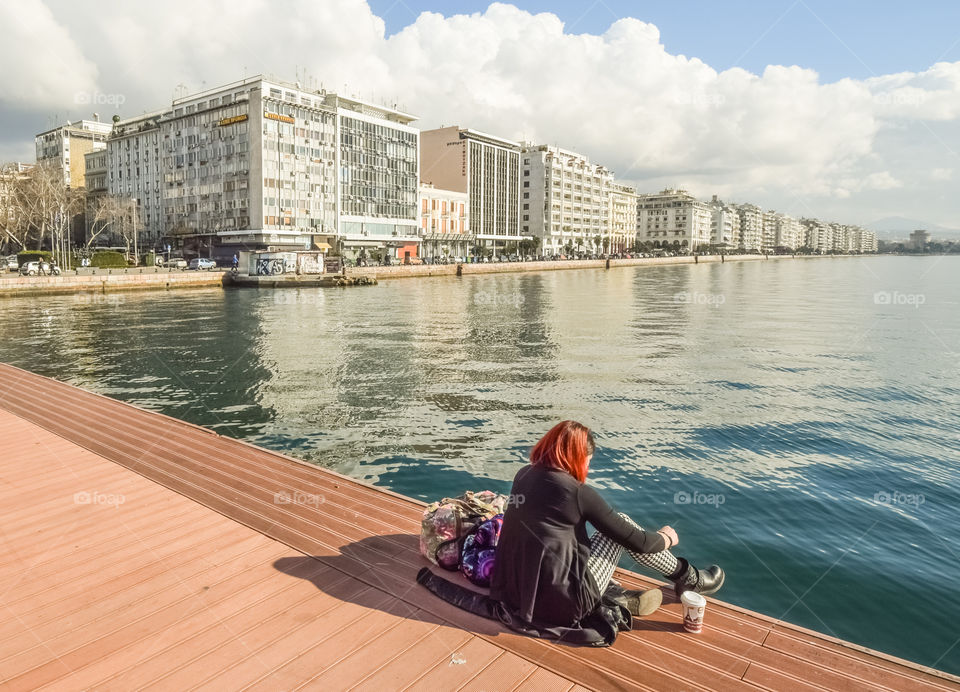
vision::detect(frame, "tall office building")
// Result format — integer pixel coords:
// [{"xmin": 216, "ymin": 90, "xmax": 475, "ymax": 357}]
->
[
  {"xmin": 420, "ymin": 126, "xmax": 522, "ymax": 253},
  {"xmin": 87, "ymin": 75, "xmax": 419, "ymax": 258},
  {"xmin": 104, "ymin": 112, "xmax": 165, "ymax": 245}
]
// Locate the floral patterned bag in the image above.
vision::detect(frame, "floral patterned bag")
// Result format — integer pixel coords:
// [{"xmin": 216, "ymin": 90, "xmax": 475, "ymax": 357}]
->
[
  {"xmin": 460, "ymin": 513, "xmax": 504, "ymax": 587},
  {"xmin": 419, "ymin": 490, "xmax": 507, "ymax": 570}
]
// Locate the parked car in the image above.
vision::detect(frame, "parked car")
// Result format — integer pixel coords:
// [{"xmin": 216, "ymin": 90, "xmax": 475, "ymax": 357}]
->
[
  {"xmin": 5, "ymin": 256, "xmax": 18, "ymax": 272},
  {"xmin": 188, "ymin": 258, "xmax": 218, "ymax": 270},
  {"xmin": 19, "ymin": 261, "xmax": 61, "ymax": 276},
  {"xmin": 162, "ymin": 257, "xmax": 188, "ymax": 269}
]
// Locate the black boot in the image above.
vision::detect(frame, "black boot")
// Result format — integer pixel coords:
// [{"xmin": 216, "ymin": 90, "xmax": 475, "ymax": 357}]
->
[
  {"xmin": 669, "ymin": 557, "xmax": 724, "ymax": 598},
  {"xmin": 623, "ymin": 588, "xmax": 663, "ymax": 617}
]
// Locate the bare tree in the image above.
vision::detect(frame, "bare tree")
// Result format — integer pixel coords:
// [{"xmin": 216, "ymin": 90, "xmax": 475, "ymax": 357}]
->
[
  {"xmin": 14, "ymin": 162, "xmax": 81, "ymax": 265},
  {"xmin": 85, "ymin": 195, "xmax": 127, "ymax": 250},
  {"xmin": 0, "ymin": 163, "xmax": 30, "ymax": 254},
  {"xmin": 115, "ymin": 198, "xmax": 140, "ymax": 260}
]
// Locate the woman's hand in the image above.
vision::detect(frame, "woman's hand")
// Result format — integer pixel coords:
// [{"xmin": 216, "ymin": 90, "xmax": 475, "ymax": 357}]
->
[{"xmin": 658, "ymin": 525, "xmax": 679, "ymax": 549}]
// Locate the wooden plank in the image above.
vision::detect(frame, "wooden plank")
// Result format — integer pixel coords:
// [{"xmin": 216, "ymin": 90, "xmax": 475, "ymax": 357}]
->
[
  {"xmin": 405, "ymin": 637, "xmax": 508, "ymax": 692},
  {"xmin": 50, "ymin": 561, "xmax": 349, "ymax": 690},
  {"xmin": 764, "ymin": 629, "xmax": 960, "ymax": 691},
  {"xmin": 190, "ymin": 587, "xmax": 396, "ymax": 691},
  {"xmin": 350, "ymin": 628, "xmax": 475, "ymax": 691},
  {"xmin": 0, "ymin": 532, "xmax": 268, "ymax": 648},
  {"xmin": 0, "ymin": 543, "xmax": 297, "ymax": 688},
  {"xmin": 131, "ymin": 577, "xmax": 372, "ymax": 692}
]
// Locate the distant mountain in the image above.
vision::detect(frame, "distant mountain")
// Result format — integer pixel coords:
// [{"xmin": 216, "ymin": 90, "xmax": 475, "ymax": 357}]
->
[{"xmin": 868, "ymin": 216, "xmax": 960, "ymax": 240}]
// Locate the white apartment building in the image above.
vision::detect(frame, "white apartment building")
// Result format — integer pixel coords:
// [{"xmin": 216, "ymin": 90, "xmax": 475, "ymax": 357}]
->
[
  {"xmin": 801, "ymin": 218, "xmax": 833, "ymax": 253},
  {"xmin": 761, "ymin": 211, "xmax": 780, "ymax": 252},
  {"xmin": 519, "ymin": 143, "xmax": 612, "ymax": 255},
  {"xmin": 35, "ymin": 119, "xmax": 112, "ymax": 187},
  {"xmin": 419, "ymin": 182, "xmax": 470, "ymax": 259},
  {"xmin": 735, "ymin": 204, "xmax": 763, "ymax": 251},
  {"xmin": 847, "ymin": 226, "xmax": 877, "ymax": 253},
  {"xmin": 774, "ymin": 213, "xmax": 803, "ymax": 251},
  {"xmin": 800, "ymin": 220, "xmax": 874, "ymax": 253},
  {"xmin": 829, "ymin": 223, "xmax": 849, "ymax": 252},
  {"xmin": 709, "ymin": 196, "xmax": 740, "ymax": 249},
  {"xmin": 420, "ymin": 126, "xmax": 522, "ymax": 253},
  {"xmin": 636, "ymin": 189, "xmax": 712, "ymax": 251},
  {"xmin": 608, "ymin": 183, "xmax": 637, "ymax": 253}
]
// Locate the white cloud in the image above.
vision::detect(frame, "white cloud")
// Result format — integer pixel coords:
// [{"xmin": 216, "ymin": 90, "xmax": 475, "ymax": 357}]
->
[
  {"xmin": 1, "ymin": 0, "xmax": 958, "ymax": 225},
  {"xmin": 0, "ymin": 0, "xmax": 98, "ymax": 110},
  {"xmin": 930, "ymin": 168, "xmax": 953, "ymax": 181}
]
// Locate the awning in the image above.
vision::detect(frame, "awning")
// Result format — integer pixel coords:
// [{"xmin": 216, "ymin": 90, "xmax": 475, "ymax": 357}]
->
[{"xmin": 312, "ymin": 241, "xmax": 332, "ymax": 250}]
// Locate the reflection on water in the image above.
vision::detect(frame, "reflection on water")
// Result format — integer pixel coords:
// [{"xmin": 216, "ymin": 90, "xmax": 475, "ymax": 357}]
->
[{"xmin": 1, "ymin": 256, "xmax": 958, "ymax": 674}]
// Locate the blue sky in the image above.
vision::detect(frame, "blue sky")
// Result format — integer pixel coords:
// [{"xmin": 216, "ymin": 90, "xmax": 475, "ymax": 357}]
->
[{"xmin": 369, "ymin": 0, "xmax": 960, "ymax": 82}]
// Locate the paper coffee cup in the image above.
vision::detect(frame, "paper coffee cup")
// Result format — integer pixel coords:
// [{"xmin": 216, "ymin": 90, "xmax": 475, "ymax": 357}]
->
[{"xmin": 681, "ymin": 591, "xmax": 706, "ymax": 633}]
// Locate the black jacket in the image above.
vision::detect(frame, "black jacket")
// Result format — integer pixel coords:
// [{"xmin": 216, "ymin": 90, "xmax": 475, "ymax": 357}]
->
[{"xmin": 489, "ymin": 464, "xmax": 666, "ymax": 628}]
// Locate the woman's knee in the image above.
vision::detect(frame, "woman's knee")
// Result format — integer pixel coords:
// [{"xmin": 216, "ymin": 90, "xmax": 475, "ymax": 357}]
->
[{"xmin": 618, "ymin": 512, "xmax": 643, "ymax": 530}]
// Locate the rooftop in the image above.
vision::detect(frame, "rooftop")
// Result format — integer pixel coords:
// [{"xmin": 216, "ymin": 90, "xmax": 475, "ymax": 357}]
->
[
  {"xmin": 1, "ymin": 362, "xmax": 957, "ymax": 691},
  {"xmin": 35, "ymin": 119, "xmax": 114, "ymax": 138}
]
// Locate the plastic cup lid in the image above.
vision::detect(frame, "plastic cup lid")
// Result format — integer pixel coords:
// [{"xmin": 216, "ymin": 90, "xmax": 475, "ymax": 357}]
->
[{"xmin": 681, "ymin": 591, "xmax": 707, "ymax": 607}]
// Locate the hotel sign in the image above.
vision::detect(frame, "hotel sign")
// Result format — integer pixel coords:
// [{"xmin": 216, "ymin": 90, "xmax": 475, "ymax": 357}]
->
[
  {"xmin": 218, "ymin": 114, "xmax": 248, "ymax": 127},
  {"xmin": 264, "ymin": 111, "xmax": 295, "ymax": 124}
]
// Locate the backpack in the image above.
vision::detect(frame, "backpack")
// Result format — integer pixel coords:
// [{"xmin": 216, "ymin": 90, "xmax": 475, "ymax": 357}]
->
[
  {"xmin": 420, "ymin": 490, "xmax": 507, "ymax": 570},
  {"xmin": 460, "ymin": 513, "xmax": 504, "ymax": 587}
]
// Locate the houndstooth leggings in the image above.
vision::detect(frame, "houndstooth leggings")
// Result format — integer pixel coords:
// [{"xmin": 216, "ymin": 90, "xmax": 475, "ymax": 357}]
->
[{"xmin": 586, "ymin": 512, "xmax": 679, "ymax": 590}]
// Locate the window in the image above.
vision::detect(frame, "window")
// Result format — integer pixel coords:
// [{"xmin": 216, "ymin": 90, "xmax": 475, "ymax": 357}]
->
[{"xmin": 523, "ymin": 181, "xmax": 529, "ymax": 188}]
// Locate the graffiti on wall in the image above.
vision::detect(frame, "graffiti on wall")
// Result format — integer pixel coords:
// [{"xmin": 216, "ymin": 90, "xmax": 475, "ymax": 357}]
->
[
  {"xmin": 297, "ymin": 253, "xmax": 324, "ymax": 275},
  {"xmin": 255, "ymin": 258, "xmax": 286, "ymax": 275},
  {"xmin": 253, "ymin": 253, "xmax": 297, "ymax": 276}
]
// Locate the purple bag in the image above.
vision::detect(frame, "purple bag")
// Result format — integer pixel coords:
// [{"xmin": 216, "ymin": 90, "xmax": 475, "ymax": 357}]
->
[{"xmin": 460, "ymin": 513, "xmax": 503, "ymax": 587}]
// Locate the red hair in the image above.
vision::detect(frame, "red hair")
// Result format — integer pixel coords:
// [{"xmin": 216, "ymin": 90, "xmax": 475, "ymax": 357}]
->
[{"xmin": 530, "ymin": 421, "xmax": 595, "ymax": 483}]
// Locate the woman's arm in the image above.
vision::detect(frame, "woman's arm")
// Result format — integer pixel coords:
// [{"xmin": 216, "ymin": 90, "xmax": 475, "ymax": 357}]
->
[{"xmin": 578, "ymin": 484, "xmax": 668, "ymax": 554}]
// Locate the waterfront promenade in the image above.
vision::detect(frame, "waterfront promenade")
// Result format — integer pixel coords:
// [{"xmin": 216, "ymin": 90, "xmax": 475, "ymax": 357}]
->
[
  {"xmin": 0, "ymin": 268, "xmax": 226, "ymax": 298},
  {"xmin": 2, "ymin": 362, "xmax": 956, "ymax": 691},
  {"xmin": 0, "ymin": 253, "xmax": 848, "ymax": 296}
]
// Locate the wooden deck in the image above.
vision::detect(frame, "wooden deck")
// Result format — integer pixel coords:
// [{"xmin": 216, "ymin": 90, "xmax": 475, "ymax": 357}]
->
[{"xmin": 1, "ymin": 362, "xmax": 957, "ymax": 691}]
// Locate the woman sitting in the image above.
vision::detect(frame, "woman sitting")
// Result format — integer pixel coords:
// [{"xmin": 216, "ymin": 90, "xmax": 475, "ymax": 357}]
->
[{"xmin": 490, "ymin": 420, "xmax": 724, "ymax": 631}]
